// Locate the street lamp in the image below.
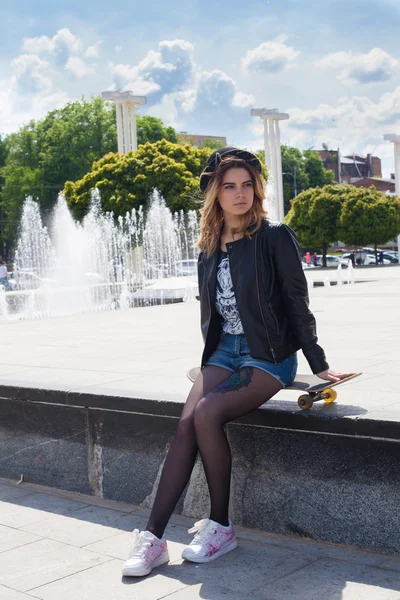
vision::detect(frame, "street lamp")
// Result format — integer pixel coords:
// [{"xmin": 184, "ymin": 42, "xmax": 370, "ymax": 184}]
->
[{"xmin": 282, "ymin": 167, "xmax": 297, "ymax": 197}]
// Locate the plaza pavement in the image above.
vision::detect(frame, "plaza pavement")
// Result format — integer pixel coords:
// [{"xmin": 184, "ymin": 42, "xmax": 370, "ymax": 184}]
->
[
  {"xmin": 1, "ymin": 477, "xmax": 400, "ymax": 599},
  {"xmin": 1, "ymin": 266, "xmax": 400, "ymax": 599},
  {"xmin": 0, "ymin": 265, "xmax": 399, "ymax": 422}
]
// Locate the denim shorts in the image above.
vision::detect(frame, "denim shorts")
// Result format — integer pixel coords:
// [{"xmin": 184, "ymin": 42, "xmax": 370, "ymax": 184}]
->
[{"xmin": 205, "ymin": 332, "xmax": 298, "ymax": 388}]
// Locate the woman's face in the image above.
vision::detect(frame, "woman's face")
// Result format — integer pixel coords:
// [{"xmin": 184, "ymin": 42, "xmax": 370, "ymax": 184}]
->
[{"xmin": 218, "ymin": 167, "xmax": 254, "ymax": 217}]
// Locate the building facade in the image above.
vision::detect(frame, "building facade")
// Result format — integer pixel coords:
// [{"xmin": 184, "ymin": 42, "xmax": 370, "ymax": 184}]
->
[
  {"xmin": 177, "ymin": 133, "xmax": 227, "ymax": 148},
  {"xmin": 317, "ymin": 150, "xmax": 383, "ymax": 184}
]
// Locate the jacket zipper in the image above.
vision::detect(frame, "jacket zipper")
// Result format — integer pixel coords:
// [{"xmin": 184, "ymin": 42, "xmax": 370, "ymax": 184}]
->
[
  {"xmin": 268, "ymin": 302, "xmax": 280, "ymax": 336},
  {"xmin": 255, "ymin": 238, "xmax": 277, "ymax": 364}
]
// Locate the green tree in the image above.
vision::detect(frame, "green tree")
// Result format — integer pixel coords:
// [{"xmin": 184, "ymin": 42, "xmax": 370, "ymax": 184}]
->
[
  {"xmin": 303, "ymin": 150, "xmax": 335, "ymax": 188},
  {"xmin": 37, "ymin": 96, "xmax": 117, "ymax": 209},
  {"xmin": 339, "ymin": 186, "xmax": 400, "ymax": 262},
  {"xmin": 0, "ymin": 97, "xmax": 180, "ymax": 251},
  {"xmin": 281, "ymin": 146, "xmax": 309, "ymax": 213},
  {"xmin": 136, "ymin": 115, "xmax": 178, "ymax": 146},
  {"xmin": 285, "ymin": 184, "xmax": 347, "ymax": 266},
  {"xmin": 257, "ymin": 146, "xmax": 335, "ymax": 214},
  {"xmin": 64, "ymin": 140, "xmax": 212, "ymax": 220}
]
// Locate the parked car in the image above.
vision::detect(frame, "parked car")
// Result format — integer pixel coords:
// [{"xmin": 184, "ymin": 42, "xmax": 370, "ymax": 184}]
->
[
  {"xmin": 359, "ymin": 248, "xmax": 398, "ymax": 263},
  {"xmin": 316, "ymin": 255, "xmax": 349, "ymax": 267},
  {"xmin": 381, "ymin": 253, "xmax": 398, "ymax": 263},
  {"xmin": 366, "ymin": 254, "xmax": 391, "ymax": 265}
]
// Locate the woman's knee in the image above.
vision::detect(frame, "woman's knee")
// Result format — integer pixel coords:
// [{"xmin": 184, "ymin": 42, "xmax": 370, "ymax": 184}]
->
[
  {"xmin": 175, "ymin": 414, "xmax": 196, "ymax": 442},
  {"xmin": 193, "ymin": 396, "xmax": 217, "ymax": 430}
]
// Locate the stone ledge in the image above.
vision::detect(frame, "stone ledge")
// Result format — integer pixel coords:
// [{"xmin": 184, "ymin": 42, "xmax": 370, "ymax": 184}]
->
[
  {"xmin": 1, "ymin": 383, "xmax": 399, "ymax": 440},
  {"xmin": 0, "ymin": 391, "xmax": 399, "ymax": 556}
]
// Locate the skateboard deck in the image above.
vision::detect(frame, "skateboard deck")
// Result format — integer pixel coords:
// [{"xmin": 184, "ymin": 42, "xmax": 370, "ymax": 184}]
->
[{"xmin": 186, "ymin": 367, "xmax": 361, "ymax": 410}]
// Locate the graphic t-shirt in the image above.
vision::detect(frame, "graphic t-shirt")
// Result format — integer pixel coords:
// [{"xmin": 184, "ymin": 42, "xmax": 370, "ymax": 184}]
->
[{"xmin": 215, "ymin": 250, "xmax": 244, "ymax": 335}]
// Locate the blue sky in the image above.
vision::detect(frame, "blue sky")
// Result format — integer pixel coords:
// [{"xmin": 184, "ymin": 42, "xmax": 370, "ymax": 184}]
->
[{"xmin": 1, "ymin": 0, "xmax": 400, "ymax": 176}]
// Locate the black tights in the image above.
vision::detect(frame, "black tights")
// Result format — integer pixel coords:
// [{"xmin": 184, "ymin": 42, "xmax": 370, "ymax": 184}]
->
[{"xmin": 145, "ymin": 365, "xmax": 282, "ymax": 539}]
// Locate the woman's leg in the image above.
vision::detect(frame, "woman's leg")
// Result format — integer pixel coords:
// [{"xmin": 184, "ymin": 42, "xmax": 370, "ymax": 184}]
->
[
  {"xmin": 193, "ymin": 367, "xmax": 282, "ymax": 526},
  {"xmin": 145, "ymin": 365, "xmax": 233, "ymax": 538}
]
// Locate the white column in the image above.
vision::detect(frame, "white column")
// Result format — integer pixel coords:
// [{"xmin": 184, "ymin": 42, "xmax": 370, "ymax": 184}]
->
[
  {"xmin": 115, "ymin": 102, "xmax": 124, "ymax": 154},
  {"xmin": 394, "ymin": 142, "xmax": 400, "ymax": 256},
  {"xmin": 122, "ymin": 103, "xmax": 130, "ymax": 153},
  {"xmin": 264, "ymin": 119, "xmax": 271, "ymax": 172},
  {"xmin": 251, "ymin": 109, "xmax": 289, "ymax": 223},
  {"xmin": 130, "ymin": 103, "xmax": 138, "ymax": 151},
  {"xmin": 383, "ymin": 134, "xmax": 400, "ymax": 256},
  {"xmin": 275, "ymin": 121, "xmax": 285, "ymax": 222},
  {"xmin": 101, "ymin": 90, "xmax": 147, "ymax": 154},
  {"xmin": 269, "ymin": 119, "xmax": 279, "ymax": 222}
]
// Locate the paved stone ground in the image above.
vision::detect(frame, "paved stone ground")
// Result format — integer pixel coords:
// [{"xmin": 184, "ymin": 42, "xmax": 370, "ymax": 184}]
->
[
  {"xmin": 0, "ymin": 266, "xmax": 399, "ymax": 422},
  {"xmin": 1, "ymin": 477, "xmax": 400, "ymax": 600}
]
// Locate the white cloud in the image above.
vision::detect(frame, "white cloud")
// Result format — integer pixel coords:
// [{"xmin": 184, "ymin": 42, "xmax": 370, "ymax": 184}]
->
[
  {"xmin": 232, "ymin": 91, "xmax": 254, "ymax": 108},
  {"xmin": 174, "ymin": 88, "xmax": 197, "ymax": 112},
  {"xmin": 110, "ymin": 39, "xmax": 196, "ymax": 100},
  {"xmin": 108, "ymin": 62, "xmax": 160, "ymax": 95},
  {"xmin": 317, "ymin": 48, "xmax": 400, "ymax": 85},
  {"xmin": 196, "ymin": 70, "xmax": 236, "ymax": 107},
  {"xmin": 86, "ymin": 43, "xmax": 100, "ymax": 58},
  {"xmin": 12, "ymin": 54, "xmax": 53, "ymax": 95},
  {"xmin": 241, "ymin": 35, "xmax": 299, "ymax": 75},
  {"xmin": 22, "ymin": 28, "xmax": 83, "ymax": 67},
  {"xmin": 65, "ymin": 57, "xmax": 96, "ymax": 78},
  {"xmin": 21, "ymin": 35, "xmax": 53, "ymax": 54}
]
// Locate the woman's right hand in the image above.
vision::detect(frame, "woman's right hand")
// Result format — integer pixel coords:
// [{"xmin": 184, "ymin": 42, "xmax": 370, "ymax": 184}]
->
[{"xmin": 316, "ymin": 369, "xmax": 357, "ymax": 383}]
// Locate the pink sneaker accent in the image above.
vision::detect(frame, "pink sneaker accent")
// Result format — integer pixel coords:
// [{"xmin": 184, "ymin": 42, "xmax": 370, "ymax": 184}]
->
[
  {"xmin": 122, "ymin": 530, "xmax": 169, "ymax": 577},
  {"xmin": 181, "ymin": 518, "xmax": 237, "ymax": 563}
]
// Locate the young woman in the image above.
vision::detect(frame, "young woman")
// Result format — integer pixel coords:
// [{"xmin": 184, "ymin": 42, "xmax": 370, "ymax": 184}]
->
[{"xmin": 122, "ymin": 147, "xmax": 354, "ymax": 577}]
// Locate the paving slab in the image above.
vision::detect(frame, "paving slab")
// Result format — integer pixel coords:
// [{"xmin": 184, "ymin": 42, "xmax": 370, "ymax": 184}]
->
[
  {"xmin": 1, "ymin": 480, "xmax": 400, "ymax": 599},
  {"xmin": 0, "ymin": 492, "xmax": 90, "ymax": 529},
  {"xmin": 21, "ymin": 506, "xmax": 149, "ymax": 548},
  {"xmin": 0, "ymin": 538, "xmax": 111, "ymax": 593},
  {"xmin": 0, "ymin": 587, "xmax": 35, "ymax": 600},
  {"xmin": 255, "ymin": 557, "xmax": 400, "ymax": 600}
]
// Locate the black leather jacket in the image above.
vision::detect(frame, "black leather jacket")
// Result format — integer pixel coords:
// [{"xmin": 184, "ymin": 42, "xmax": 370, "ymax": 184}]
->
[{"xmin": 198, "ymin": 219, "xmax": 329, "ymax": 374}]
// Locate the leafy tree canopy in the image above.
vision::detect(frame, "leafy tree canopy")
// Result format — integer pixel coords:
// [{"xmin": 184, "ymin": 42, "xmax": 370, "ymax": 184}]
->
[
  {"xmin": 0, "ymin": 97, "xmax": 180, "ymax": 250},
  {"xmin": 339, "ymin": 186, "xmax": 400, "ymax": 256},
  {"xmin": 64, "ymin": 140, "xmax": 213, "ymax": 220},
  {"xmin": 285, "ymin": 183, "xmax": 400, "ymax": 265},
  {"xmin": 256, "ymin": 147, "xmax": 334, "ymax": 214},
  {"xmin": 285, "ymin": 184, "xmax": 346, "ymax": 264}
]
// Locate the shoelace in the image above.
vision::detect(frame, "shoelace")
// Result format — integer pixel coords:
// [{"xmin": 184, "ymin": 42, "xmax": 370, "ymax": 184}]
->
[
  {"xmin": 188, "ymin": 519, "xmax": 217, "ymax": 543},
  {"xmin": 128, "ymin": 529, "xmax": 154, "ymax": 558}
]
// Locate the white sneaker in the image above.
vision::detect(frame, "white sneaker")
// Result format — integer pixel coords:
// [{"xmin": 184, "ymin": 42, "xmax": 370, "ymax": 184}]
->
[
  {"xmin": 181, "ymin": 518, "xmax": 237, "ymax": 563},
  {"xmin": 122, "ymin": 529, "xmax": 169, "ymax": 577}
]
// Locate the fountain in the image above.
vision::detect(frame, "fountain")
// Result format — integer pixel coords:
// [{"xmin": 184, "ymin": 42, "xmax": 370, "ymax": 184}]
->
[
  {"xmin": 336, "ymin": 263, "xmax": 343, "ymax": 286},
  {"xmin": 346, "ymin": 260, "xmax": 356, "ymax": 285},
  {"xmin": 6, "ymin": 189, "xmax": 199, "ymax": 319},
  {"xmin": 0, "ymin": 284, "xmax": 7, "ymax": 317}
]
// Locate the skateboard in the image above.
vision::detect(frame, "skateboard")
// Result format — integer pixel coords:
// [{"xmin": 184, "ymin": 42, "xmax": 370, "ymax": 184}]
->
[{"xmin": 186, "ymin": 367, "xmax": 361, "ymax": 410}]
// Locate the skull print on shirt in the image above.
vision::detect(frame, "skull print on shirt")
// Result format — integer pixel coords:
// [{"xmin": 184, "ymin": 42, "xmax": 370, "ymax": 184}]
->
[{"xmin": 215, "ymin": 251, "xmax": 244, "ymax": 335}]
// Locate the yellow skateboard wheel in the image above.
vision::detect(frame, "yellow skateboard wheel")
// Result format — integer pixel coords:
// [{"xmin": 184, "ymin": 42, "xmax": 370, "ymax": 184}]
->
[{"xmin": 323, "ymin": 388, "xmax": 337, "ymax": 404}]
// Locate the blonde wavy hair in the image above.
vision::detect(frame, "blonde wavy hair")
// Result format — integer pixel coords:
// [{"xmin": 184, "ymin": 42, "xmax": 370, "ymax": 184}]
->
[{"xmin": 197, "ymin": 155, "xmax": 268, "ymax": 256}]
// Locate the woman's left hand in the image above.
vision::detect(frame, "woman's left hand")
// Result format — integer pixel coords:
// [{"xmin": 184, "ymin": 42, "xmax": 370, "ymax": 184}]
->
[{"xmin": 316, "ymin": 369, "xmax": 356, "ymax": 383}]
